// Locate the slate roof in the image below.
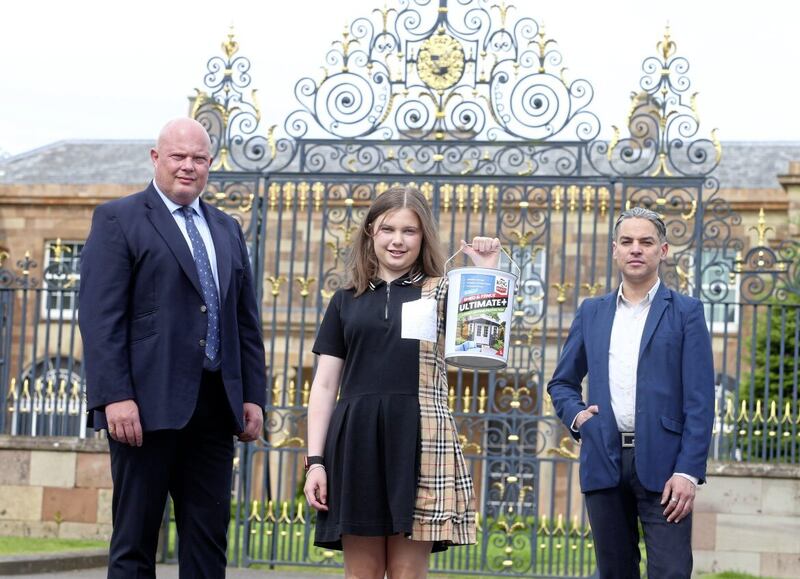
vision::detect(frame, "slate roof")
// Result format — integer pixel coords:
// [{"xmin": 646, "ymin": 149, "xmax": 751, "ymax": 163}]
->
[
  {"xmin": 714, "ymin": 142, "xmax": 800, "ymax": 189},
  {"xmin": 0, "ymin": 139, "xmax": 798, "ymax": 188},
  {"xmin": 0, "ymin": 140, "xmax": 154, "ymax": 185}
]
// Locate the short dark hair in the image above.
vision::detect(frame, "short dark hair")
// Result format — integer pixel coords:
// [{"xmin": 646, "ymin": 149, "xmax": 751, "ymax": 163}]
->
[{"xmin": 613, "ymin": 207, "xmax": 667, "ymax": 243}]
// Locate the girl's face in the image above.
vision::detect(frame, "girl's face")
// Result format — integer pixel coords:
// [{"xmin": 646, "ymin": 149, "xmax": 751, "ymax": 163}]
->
[{"xmin": 371, "ymin": 208, "xmax": 423, "ymax": 281}]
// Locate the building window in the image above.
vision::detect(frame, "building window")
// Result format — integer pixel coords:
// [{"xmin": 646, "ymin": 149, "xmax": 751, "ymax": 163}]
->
[
  {"xmin": 517, "ymin": 246, "xmax": 547, "ymax": 319},
  {"xmin": 42, "ymin": 240, "xmax": 83, "ymax": 319},
  {"xmin": 698, "ymin": 249, "xmax": 740, "ymax": 333}
]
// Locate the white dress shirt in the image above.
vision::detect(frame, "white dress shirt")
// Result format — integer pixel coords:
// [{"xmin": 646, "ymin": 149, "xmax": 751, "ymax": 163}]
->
[
  {"xmin": 609, "ymin": 279, "xmax": 660, "ymax": 432},
  {"xmin": 153, "ymin": 182, "xmax": 220, "ymax": 294}
]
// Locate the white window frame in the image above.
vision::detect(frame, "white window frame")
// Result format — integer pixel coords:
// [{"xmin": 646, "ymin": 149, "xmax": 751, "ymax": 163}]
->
[
  {"xmin": 41, "ymin": 240, "xmax": 83, "ymax": 320},
  {"xmin": 519, "ymin": 246, "xmax": 547, "ymax": 318},
  {"xmin": 692, "ymin": 249, "xmax": 740, "ymax": 334}
]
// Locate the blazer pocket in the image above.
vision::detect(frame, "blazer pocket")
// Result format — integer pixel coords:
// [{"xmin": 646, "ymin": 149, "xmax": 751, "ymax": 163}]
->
[
  {"xmin": 130, "ymin": 310, "xmax": 158, "ymax": 343},
  {"xmin": 578, "ymin": 414, "xmax": 600, "ymax": 433},
  {"xmin": 578, "ymin": 415, "xmax": 603, "ymax": 449},
  {"xmin": 661, "ymin": 415, "xmax": 684, "ymax": 434},
  {"xmin": 132, "ymin": 307, "xmax": 159, "ymax": 320}
]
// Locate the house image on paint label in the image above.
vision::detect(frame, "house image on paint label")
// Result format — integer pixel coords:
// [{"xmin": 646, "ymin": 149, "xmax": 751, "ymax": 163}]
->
[{"xmin": 465, "ymin": 314, "xmax": 502, "ymax": 349}]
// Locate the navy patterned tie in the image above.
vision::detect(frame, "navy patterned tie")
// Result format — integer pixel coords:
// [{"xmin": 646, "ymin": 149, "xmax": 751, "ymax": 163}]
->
[{"xmin": 180, "ymin": 206, "xmax": 220, "ymax": 363}]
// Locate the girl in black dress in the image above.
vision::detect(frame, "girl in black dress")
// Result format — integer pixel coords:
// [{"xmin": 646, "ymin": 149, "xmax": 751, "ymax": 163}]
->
[{"xmin": 304, "ymin": 185, "xmax": 499, "ymax": 578}]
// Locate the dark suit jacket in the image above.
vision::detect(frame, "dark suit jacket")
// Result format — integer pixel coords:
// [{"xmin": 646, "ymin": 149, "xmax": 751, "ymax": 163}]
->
[
  {"xmin": 79, "ymin": 183, "xmax": 266, "ymax": 433},
  {"xmin": 547, "ymin": 283, "xmax": 714, "ymax": 493}
]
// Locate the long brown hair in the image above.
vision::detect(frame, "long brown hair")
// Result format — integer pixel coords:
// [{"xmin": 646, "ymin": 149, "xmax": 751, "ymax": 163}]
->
[{"xmin": 347, "ymin": 185, "xmax": 445, "ymax": 296}]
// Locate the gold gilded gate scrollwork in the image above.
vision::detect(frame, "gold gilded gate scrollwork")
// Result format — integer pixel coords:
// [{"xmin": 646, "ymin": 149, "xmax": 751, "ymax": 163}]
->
[{"xmin": 417, "ymin": 30, "xmax": 465, "ymax": 90}]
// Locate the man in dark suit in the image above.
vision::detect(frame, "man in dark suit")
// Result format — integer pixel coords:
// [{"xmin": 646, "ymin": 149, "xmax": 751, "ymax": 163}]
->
[
  {"xmin": 79, "ymin": 118, "xmax": 266, "ymax": 578},
  {"xmin": 547, "ymin": 207, "xmax": 714, "ymax": 579}
]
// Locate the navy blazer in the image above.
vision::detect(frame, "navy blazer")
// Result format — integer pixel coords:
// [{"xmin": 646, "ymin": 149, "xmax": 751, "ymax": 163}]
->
[
  {"xmin": 547, "ymin": 283, "xmax": 714, "ymax": 493},
  {"xmin": 79, "ymin": 184, "xmax": 266, "ymax": 433}
]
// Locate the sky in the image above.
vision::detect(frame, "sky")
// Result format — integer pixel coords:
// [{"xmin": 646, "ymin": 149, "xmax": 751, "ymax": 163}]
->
[{"xmin": 1, "ymin": 0, "xmax": 797, "ymax": 156}]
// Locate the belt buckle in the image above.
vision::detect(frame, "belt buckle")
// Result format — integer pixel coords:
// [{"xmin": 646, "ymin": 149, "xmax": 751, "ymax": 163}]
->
[{"xmin": 621, "ymin": 432, "xmax": 635, "ymax": 448}]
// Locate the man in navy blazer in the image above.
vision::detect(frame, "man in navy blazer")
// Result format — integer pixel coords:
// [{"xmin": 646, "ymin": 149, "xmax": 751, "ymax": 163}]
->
[
  {"xmin": 547, "ymin": 207, "xmax": 714, "ymax": 579},
  {"xmin": 79, "ymin": 118, "xmax": 266, "ymax": 578}
]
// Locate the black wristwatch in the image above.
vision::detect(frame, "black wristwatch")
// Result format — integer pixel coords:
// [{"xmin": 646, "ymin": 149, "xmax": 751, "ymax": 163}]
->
[{"xmin": 304, "ymin": 455, "xmax": 324, "ymax": 471}]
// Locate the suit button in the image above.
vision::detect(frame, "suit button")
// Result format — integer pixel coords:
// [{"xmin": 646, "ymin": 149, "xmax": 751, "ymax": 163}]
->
[
  {"xmin": 200, "ymin": 305, "xmax": 207, "ymax": 313},
  {"xmin": 199, "ymin": 339, "xmax": 206, "ymax": 347}
]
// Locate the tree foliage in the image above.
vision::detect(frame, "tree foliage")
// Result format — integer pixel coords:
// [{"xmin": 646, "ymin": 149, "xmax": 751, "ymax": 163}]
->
[{"xmin": 740, "ymin": 292, "xmax": 800, "ymax": 404}]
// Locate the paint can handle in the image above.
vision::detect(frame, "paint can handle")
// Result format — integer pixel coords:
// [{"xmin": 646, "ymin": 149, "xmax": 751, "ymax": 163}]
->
[{"xmin": 444, "ymin": 244, "xmax": 521, "ymax": 278}]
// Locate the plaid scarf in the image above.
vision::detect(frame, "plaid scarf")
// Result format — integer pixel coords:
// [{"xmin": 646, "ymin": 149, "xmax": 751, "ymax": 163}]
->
[{"xmin": 411, "ymin": 276, "xmax": 477, "ymax": 545}]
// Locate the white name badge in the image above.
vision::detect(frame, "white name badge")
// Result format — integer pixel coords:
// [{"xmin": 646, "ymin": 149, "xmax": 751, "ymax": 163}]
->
[{"xmin": 401, "ymin": 298, "xmax": 438, "ymax": 342}]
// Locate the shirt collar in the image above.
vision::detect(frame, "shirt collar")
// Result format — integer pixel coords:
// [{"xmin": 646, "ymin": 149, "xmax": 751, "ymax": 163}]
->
[
  {"xmin": 617, "ymin": 278, "xmax": 660, "ymax": 307},
  {"xmin": 368, "ymin": 270, "xmax": 425, "ymax": 291},
  {"xmin": 152, "ymin": 180, "xmax": 202, "ymax": 217}
]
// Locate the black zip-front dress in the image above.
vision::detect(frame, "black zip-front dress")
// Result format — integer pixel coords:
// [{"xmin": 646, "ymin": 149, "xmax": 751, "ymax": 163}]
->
[
  {"xmin": 312, "ymin": 273, "xmax": 476, "ymax": 551},
  {"xmin": 312, "ymin": 274, "xmax": 422, "ymax": 548}
]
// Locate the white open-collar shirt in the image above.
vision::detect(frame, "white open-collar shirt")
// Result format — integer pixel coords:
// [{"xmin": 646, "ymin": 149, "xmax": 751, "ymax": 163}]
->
[{"xmin": 609, "ymin": 279, "xmax": 661, "ymax": 433}]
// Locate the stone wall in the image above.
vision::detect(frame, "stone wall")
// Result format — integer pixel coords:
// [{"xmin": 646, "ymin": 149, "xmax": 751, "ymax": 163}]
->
[
  {"xmin": 0, "ymin": 435, "xmax": 111, "ymax": 541},
  {"xmin": 693, "ymin": 461, "xmax": 800, "ymax": 578}
]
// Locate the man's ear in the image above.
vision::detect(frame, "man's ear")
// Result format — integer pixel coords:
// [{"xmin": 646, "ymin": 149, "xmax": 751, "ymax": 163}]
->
[{"xmin": 150, "ymin": 148, "xmax": 158, "ymax": 165}]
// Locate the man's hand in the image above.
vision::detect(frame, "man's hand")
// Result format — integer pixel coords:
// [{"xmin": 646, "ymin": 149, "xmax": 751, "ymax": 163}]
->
[
  {"xmin": 661, "ymin": 475, "xmax": 696, "ymax": 523},
  {"xmin": 105, "ymin": 399, "xmax": 143, "ymax": 447},
  {"xmin": 238, "ymin": 402, "xmax": 263, "ymax": 442},
  {"xmin": 574, "ymin": 405, "xmax": 599, "ymax": 429}
]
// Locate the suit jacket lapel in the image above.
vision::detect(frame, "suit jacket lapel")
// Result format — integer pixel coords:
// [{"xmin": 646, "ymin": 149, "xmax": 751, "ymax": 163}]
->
[
  {"xmin": 202, "ymin": 200, "xmax": 232, "ymax": 306},
  {"xmin": 144, "ymin": 185, "xmax": 204, "ymax": 298},
  {"xmin": 639, "ymin": 282, "xmax": 671, "ymax": 361},
  {"xmin": 596, "ymin": 291, "xmax": 617, "ymax": 381}
]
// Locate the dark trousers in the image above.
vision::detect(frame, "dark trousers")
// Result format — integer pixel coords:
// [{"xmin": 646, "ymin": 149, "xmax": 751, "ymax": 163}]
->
[
  {"xmin": 107, "ymin": 371, "xmax": 236, "ymax": 579},
  {"xmin": 584, "ymin": 448, "xmax": 692, "ymax": 579}
]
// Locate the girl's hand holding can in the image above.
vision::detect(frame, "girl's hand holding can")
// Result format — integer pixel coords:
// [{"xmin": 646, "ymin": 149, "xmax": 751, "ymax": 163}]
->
[{"xmin": 461, "ymin": 237, "xmax": 501, "ymax": 269}]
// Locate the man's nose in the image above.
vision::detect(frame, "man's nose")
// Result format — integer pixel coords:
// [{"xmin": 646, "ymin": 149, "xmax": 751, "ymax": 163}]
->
[{"xmin": 179, "ymin": 157, "xmax": 194, "ymax": 171}]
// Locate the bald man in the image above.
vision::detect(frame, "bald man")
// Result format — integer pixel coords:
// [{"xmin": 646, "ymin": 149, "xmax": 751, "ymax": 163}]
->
[{"xmin": 80, "ymin": 118, "xmax": 266, "ymax": 578}]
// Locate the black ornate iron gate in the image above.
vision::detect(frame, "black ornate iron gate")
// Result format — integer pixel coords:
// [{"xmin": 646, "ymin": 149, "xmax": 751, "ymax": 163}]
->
[{"xmin": 188, "ymin": 1, "xmax": 746, "ymax": 576}]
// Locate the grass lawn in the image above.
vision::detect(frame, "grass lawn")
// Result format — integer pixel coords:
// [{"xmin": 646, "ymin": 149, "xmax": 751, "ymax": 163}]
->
[
  {"xmin": 0, "ymin": 535, "xmax": 772, "ymax": 579},
  {"xmin": 0, "ymin": 536, "xmax": 108, "ymax": 556}
]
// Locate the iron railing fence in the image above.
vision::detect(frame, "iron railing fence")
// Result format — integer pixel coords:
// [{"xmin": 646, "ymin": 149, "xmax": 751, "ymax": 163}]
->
[
  {"xmin": 4, "ymin": 291, "xmax": 797, "ymax": 461},
  {"xmin": 0, "ymin": 287, "xmax": 87, "ymax": 438},
  {"xmin": 707, "ymin": 301, "xmax": 800, "ymax": 463}
]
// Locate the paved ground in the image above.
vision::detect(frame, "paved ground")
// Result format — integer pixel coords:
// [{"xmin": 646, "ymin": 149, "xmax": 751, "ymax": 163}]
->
[{"xmin": 2, "ymin": 566, "xmax": 331, "ymax": 578}]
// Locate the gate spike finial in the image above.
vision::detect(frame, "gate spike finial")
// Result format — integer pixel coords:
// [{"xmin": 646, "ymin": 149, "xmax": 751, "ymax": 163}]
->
[
  {"xmin": 749, "ymin": 207, "xmax": 774, "ymax": 246},
  {"xmin": 658, "ymin": 23, "xmax": 675, "ymax": 61},
  {"xmin": 223, "ymin": 24, "xmax": 239, "ymax": 59}
]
